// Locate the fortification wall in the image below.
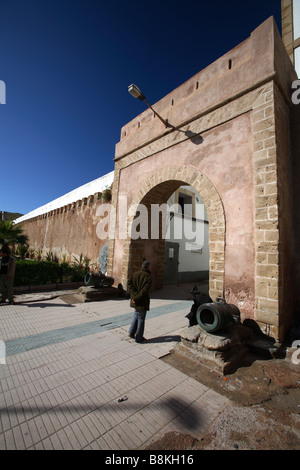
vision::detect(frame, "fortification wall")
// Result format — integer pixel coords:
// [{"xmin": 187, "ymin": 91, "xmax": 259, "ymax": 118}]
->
[
  {"xmin": 109, "ymin": 17, "xmax": 299, "ymax": 342},
  {"xmin": 18, "ymin": 192, "xmax": 111, "ymax": 268}
]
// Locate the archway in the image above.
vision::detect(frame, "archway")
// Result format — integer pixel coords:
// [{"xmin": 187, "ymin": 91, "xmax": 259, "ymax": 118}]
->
[{"xmin": 121, "ymin": 166, "xmax": 225, "ymax": 300}]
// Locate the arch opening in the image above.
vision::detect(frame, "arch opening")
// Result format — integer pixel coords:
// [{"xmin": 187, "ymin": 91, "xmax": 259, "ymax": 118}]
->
[{"xmin": 120, "ymin": 167, "xmax": 225, "ymax": 301}]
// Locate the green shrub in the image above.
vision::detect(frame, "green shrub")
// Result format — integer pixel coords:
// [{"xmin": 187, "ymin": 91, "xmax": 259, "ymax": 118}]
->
[
  {"xmin": 14, "ymin": 260, "xmax": 86, "ymax": 286},
  {"xmin": 60, "ymin": 262, "xmax": 85, "ymax": 283}
]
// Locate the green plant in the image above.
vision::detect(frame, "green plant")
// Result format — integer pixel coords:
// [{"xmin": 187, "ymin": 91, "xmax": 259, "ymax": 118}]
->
[
  {"xmin": 72, "ymin": 254, "xmax": 90, "ymax": 269},
  {"xmin": 28, "ymin": 248, "xmax": 36, "ymax": 259},
  {"xmin": 101, "ymin": 187, "xmax": 112, "ymax": 202},
  {"xmin": 0, "ymin": 220, "xmax": 29, "ymax": 246},
  {"xmin": 72, "ymin": 253, "xmax": 84, "ymax": 268},
  {"xmin": 45, "ymin": 251, "xmax": 53, "ymax": 262},
  {"xmin": 14, "ymin": 260, "xmax": 61, "ymax": 286},
  {"xmin": 18, "ymin": 243, "xmax": 29, "ymax": 260},
  {"xmin": 14, "ymin": 259, "xmax": 87, "ymax": 286},
  {"xmin": 61, "ymin": 253, "xmax": 68, "ymax": 263},
  {"xmin": 83, "ymin": 256, "xmax": 91, "ymax": 270}
]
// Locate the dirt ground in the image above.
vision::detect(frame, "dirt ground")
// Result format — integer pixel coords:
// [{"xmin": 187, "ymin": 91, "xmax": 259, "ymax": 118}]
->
[{"xmin": 145, "ymin": 349, "xmax": 300, "ymax": 450}]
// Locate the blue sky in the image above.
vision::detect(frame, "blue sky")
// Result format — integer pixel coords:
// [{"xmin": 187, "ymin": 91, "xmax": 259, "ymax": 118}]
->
[{"xmin": 0, "ymin": 0, "xmax": 281, "ymax": 215}]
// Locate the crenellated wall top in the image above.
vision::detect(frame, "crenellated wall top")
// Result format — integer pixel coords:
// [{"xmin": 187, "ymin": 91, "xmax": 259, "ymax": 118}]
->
[
  {"xmin": 15, "ymin": 171, "xmax": 114, "ymax": 225},
  {"xmin": 115, "ymin": 17, "xmax": 297, "ymax": 161}
]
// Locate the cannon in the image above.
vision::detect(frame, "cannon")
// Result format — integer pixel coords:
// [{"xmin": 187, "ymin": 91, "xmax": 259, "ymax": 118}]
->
[
  {"xmin": 195, "ymin": 297, "xmax": 241, "ymax": 333},
  {"xmin": 185, "ymin": 287, "xmax": 213, "ymax": 327},
  {"xmin": 84, "ymin": 271, "xmax": 114, "ymax": 288}
]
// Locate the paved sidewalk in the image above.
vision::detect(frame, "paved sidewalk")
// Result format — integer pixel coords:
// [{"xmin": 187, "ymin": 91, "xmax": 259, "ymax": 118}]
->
[{"xmin": 0, "ymin": 289, "xmax": 232, "ymax": 450}]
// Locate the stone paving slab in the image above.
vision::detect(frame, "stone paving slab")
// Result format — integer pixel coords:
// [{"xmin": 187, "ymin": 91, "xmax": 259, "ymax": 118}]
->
[{"xmin": 0, "ymin": 294, "xmax": 232, "ymax": 450}]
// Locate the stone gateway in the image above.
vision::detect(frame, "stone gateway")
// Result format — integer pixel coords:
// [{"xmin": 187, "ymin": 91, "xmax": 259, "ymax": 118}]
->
[
  {"xmin": 107, "ymin": 18, "xmax": 300, "ymax": 342},
  {"xmin": 16, "ymin": 17, "xmax": 300, "ymax": 344}
]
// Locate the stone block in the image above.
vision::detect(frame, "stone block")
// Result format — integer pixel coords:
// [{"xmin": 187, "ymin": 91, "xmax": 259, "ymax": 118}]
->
[
  {"xmin": 256, "ymin": 263, "xmax": 279, "ymax": 278},
  {"xmin": 177, "ymin": 323, "xmax": 253, "ymax": 375}
]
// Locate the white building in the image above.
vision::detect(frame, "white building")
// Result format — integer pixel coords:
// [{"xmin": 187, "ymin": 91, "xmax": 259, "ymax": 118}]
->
[{"xmin": 164, "ymin": 186, "xmax": 209, "ymax": 284}]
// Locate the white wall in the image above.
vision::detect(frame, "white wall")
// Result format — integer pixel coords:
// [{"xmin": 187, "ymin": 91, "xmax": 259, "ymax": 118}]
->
[
  {"xmin": 15, "ymin": 171, "xmax": 114, "ymax": 224},
  {"xmin": 293, "ymin": 0, "xmax": 300, "ymax": 77},
  {"xmin": 293, "ymin": 0, "xmax": 300, "ymax": 39},
  {"xmin": 295, "ymin": 46, "xmax": 300, "ymax": 77},
  {"xmin": 166, "ymin": 186, "xmax": 209, "ymax": 275}
]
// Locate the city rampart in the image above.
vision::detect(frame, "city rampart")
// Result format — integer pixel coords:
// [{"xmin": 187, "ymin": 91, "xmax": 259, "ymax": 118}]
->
[{"xmin": 17, "ymin": 192, "xmax": 111, "ymax": 268}]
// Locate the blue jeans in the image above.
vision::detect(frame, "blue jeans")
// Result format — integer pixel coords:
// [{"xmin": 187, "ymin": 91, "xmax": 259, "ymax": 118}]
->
[{"xmin": 129, "ymin": 308, "xmax": 147, "ymax": 342}]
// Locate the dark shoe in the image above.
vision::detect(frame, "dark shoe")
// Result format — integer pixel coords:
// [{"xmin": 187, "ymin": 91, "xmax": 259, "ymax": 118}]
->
[
  {"xmin": 136, "ymin": 337, "xmax": 147, "ymax": 343},
  {"xmin": 128, "ymin": 333, "xmax": 135, "ymax": 338}
]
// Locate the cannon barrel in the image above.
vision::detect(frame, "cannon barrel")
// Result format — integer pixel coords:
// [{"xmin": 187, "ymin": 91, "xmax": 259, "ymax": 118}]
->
[
  {"xmin": 84, "ymin": 271, "xmax": 114, "ymax": 288},
  {"xmin": 196, "ymin": 297, "xmax": 240, "ymax": 333}
]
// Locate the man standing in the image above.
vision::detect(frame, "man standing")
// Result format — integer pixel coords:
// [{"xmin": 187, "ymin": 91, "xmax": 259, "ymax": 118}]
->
[
  {"xmin": 0, "ymin": 244, "xmax": 16, "ymax": 304},
  {"xmin": 128, "ymin": 260, "xmax": 152, "ymax": 343}
]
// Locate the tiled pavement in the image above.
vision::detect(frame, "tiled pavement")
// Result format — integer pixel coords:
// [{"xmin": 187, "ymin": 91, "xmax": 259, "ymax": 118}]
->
[{"xmin": 0, "ymin": 289, "xmax": 232, "ymax": 450}]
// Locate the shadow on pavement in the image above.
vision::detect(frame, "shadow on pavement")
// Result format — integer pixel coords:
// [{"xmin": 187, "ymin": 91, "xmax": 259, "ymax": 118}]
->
[
  {"xmin": 6, "ymin": 396, "xmax": 201, "ymax": 432},
  {"xmin": 145, "ymin": 335, "xmax": 181, "ymax": 344},
  {"xmin": 23, "ymin": 301, "xmax": 75, "ymax": 308},
  {"xmin": 151, "ymin": 281, "xmax": 209, "ymax": 301}
]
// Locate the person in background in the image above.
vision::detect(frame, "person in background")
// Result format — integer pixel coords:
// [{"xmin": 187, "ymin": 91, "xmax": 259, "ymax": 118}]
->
[
  {"xmin": 128, "ymin": 260, "xmax": 152, "ymax": 343},
  {"xmin": 0, "ymin": 244, "xmax": 16, "ymax": 304}
]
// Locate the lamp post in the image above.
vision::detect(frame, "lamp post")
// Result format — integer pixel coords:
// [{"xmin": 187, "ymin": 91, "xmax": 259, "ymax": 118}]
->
[{"xmin": 128, "ymin": 84, "xmax": 174, "ymax": 128}]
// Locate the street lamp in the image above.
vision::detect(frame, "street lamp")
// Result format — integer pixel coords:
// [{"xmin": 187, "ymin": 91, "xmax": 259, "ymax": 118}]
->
[{"xmin": 128, "ymin": 83, "xmax": 174, "ymax": 128}]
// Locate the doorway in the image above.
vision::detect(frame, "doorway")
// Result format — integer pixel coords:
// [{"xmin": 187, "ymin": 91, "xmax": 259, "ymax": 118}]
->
[{"xmin": 163, "ymin": 241, "xmax": 180, "ymax": 284}]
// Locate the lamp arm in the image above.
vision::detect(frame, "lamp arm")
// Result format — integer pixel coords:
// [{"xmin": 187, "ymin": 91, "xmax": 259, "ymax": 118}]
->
[{"xmin": 143, "ymin": 99, "xmax": 174, "ymax": 128}]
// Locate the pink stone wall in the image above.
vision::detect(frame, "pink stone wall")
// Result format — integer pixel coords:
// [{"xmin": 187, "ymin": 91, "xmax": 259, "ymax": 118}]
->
[
  {"xmin": 18, "ymin": 196, "xmax": 110, "ymax": 268},
  {"xmin": 109, "ymin": 17, "xmax": 299, "ymax": 341},
  {"xmin": 113, "ymin": 113, "xmax": 255, "ymax": 317},
  {"xmin": 115, "ymin": 18, "xmax": 278, "ymax": 161}
]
